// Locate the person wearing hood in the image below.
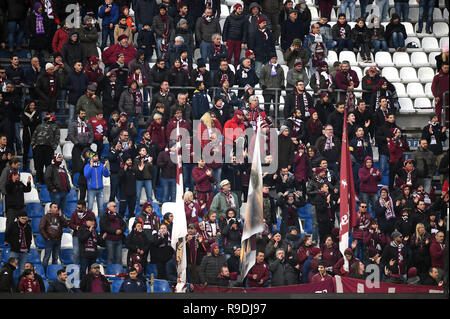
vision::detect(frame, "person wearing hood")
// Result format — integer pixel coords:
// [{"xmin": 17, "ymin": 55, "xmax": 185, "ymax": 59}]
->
[
  {"xmin": 199, "ymin": 242, "xmax": 227, "ymax": 287},
  {"xmin": 21, "ymin": 101, "xmax": 41, "ymax": 172},
  {"xmin": 333, "ymin": 246, "xmax": 359, "ymax": 277},
  {"xmin": 431, "ymin": 62, "xmax": 449, "ymax": 124},
  {"xmin": 0, "ymin": 257, "xmax": 18, "ymax": 293},
  {"xmin": 361, "ymin": 66, "xmax": 382, "ymax": 105},
  {"xmin": 171, "ymin": 18, "xmax": 195, "ymax": 58},
  {"xmin": 100, "ymin": 201, "xmax": 127, "ymax": 264},
  {"xmin": 78, "ymin": 15, "xmax": 99, "ymax": 58},
  {"xmin": 385, "ymin": 13, "xmax": 407, "ymax": 51},
  {"xmin": 30, "ymin": 113, "xmax": 59, "ymax": 184},
  {"xmin": 222, "ymin": 3, "xmax": 248, "ymax": 68},
  {"xmin": 102, "ymin": 34, "xmax": 137, "ymax": 67},
  {"xmin": 331, "ymin": 13, "xmax": 353, "ymax": 55},
  {"xmin": 61, "ymin": 31, "xmax": 85, "ymax": 69},
  {"xmin": 281, "ymin": 9, "xmax": 306, "ymax": 52},
  {"xmin": 52, "ymin": 19, "xmax": 70, "ymax": 54},
  {"xmin": 250, "ymin": 17, "xmax": 277, "ymax": 77},
  {"xmin": 375, "ymin": 187, "xmax": 400, "ymax": 235},
  {"xmin": 358, "ymin": 156, "xmax": 382, "ymax": 210},
  {"xmin": 25, "ymin": 2, "xmax": 50, "ymax": 58},
  {"xmin": 246, "ymin": 2, "xmax": 272, "ymax": 49}
]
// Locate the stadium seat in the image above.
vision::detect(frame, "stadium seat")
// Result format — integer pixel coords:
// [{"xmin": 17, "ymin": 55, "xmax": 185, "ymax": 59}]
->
[
  {"xmin": 414, "ymin": 97, "xmax": 432, "ymax": 109},
  {"xmin": 339, "ymin": 51, "xmax": 357, "ymax": 66},
  {"xmin": 152, "ymin": 203, "xmax": 162, "ymax": 219},
  {"xmin": 406, "ymin": 83, "xmax": 426, "ymax": 98},
  {"xmin": 392, "ymin": 83, "xmax": 408, "ymax": 98},
  {"xmin": 398, "ymin": 98, "xmax": 415, "ymax": 113},
  {"xmin": 276, "ymin": 49, "xmax": 285, "ymax": 65},
  {"xmin": 39, "ymin": 187, "xmax": 51, "ymax": 203},
  {"xmin": 61, "ymin": 249, "xmax": 74, "ymax": 265},
  {"xmin": 61, "ymin": 233, "xmax": 73, "ymax": 249},
  {"xmin": 34, "ymin": 264, "xmax": 46, "ymax": 279},
  {"xmin": 20, "ymin": 172, "xmax": 35, "ymax": 188},
  {"xmin": 402, "ymin": 22, "xmax": 416, "ymax": 37},
  {"xmin": 444, "ymin": 7, "xmax": 449, "ymax": 19},
  {"xmin": 64, "ymin": 201, "xmax": 77, "ymax": 218},
  {"xmin": 62, "ymin": 142, "xmax": 74, "ymax": 161},
  {"xmin": 352, "ymin": 67, "xmax": 363, "ymax": 89},
  {"xmin": 410, "ymin": 52, "xmax": 430, "ymax": 67},
  {"xmin": 326, "ymin": 50, "xmax": 338, "ymax": 66},
  {"xmin": 31, "ymin": 217, "xmax": 41, "ymax": 234},
  {"xmin": 405, "ymin": 37, "xmax": 422, "ymax": 51},
  {"xmin": 43, "ymin": 279, "xmax": 49, "ymax": 292},
  {"xmin": 59, "ymin": 129, "xmax": 68, "ymax": 145},
  {"xmin": 439, "ymin": 37, "xmax": 449, "ymax": 49},
  {"xmin": 424, "ymin": 83, "xmax": 434, "ymax": 99},
  {"xmin": 417, "ymin": 67, "xmax": 435, "ymax": 83},
  {"xmin": 381, "ymin": 67, "xmax": 400, "ymax": 82},
  {"xmin": 392, "ymin": 52, "xmax": 412, "ymax": 67},
  {"xmin": 66, "ymin": 189, "xmax": 79, "ymax": 202},
  {"xmin": 103, "ymin": 175, "xmax": 110, "ymax": 187},
  {"xmin": 35, "ymin": 234, "xmax": 46, "ymax": 249},
  {"xmin": 25, "ymin": 188, "xmax": 40, "ymax": 204},
  {"xmin": 422, "ymin": 37, "xmax": 440, "ymax": 52},
  {"xmin": 26, "ymin": 249, "xmax": 41, "ymax": 264},
  {"xmin": 433, "ymin": 22, "xmax": 449, "ymax": 38},
  {"xmin": 145, "ymin": 264, "xmax": 158, "ymax": 279},
  {"xmin": 1, "ymin": 247, "xmax": 10, "ymax": 264},
  {"xmin": 153, "ymin": 279, "xmax": 171, "ymax": 293},
  {"xmin": 106, "ymin": 264, "xmax": 124, "ymax": 279},
  {"xmin": 0, "ymin": 232, "xmax": 5, "ymax": 248},
  {"xmin": 399, "ymin": 67, "xmax": 419, "ymax": 83},
  {"xmin": 96, "ymin": 248, "xmax": 108, "ymax": 265},
  {"xmin": 221, "ymin": 4, "xmax": 230, "ymax": 17},
  {"xmin": 433, "ymin": 7, "xmax": 444, "ymax": 21},
  {"xmin": 26, "ymin": 203, "xmax": 44, "ymax": 218},
  {"xmin": 128, "ymin": 217, "xmax": 135, "ymax": 232},
  {"xmin": 111, "ymin": 279, "xmax": 123, "ymax": 293},
  {"xmin": 46, "ymin": 264, "xmax": 64, "ymax": 281},
  {"xmin": 0, "ymin": 217, "xmax": 6, "ymax": 232},
  {"xmin": 0, "ymin": 202, "xmax": 3, "ymax": 216},
  {"xmin": 408, "ymin": 7, "xmax": 419, "ymax": 22},
  {"xmin": 225, "ymin": 0, "xmax": 241, "ymax": 7}
]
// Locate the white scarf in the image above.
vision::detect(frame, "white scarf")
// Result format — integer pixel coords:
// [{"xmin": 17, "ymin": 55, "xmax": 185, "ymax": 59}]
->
[{"xmin": 77, "ymin": 117, "xmax": 88, "ymax": 134}]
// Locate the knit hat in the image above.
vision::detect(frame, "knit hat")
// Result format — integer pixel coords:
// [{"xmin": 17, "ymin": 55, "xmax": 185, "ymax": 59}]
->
[
  {"xmin": 311, "ymin": 247, "xmax": 322, "ymax": 257},
  {"xmin": 320, "ymin": 92, "xmax": 328, "ymax": 98},
  {"xmin": 344, "ymin": 248, "xmax": 353, "ymax": 256},
  {"xmin": 319, "ymin": 61, "xmax": 328, "ymax": 68},
  {"xmin": 220, "ymin": 179, "xmax": 230, "ymax": 188},
  {"xmin": 210, "ymin": 242, "xmax": 219, "ymax": 252},
  {"xmin": 407, "ymin": 267, "xmax": 418, "ymax": 278},
  {"xmin": 234, "ymin": 110, "xmax": 244, "ymax": 116},
  {"xmin": 46, "ymin": 113, "xmax": 56, "ymax": 122},
  {"xmin": 87, "ymin": 84, "xmax": 97, "ymax": 91},
  {"xmin": 390, "ymin": 127, "xmax": 400, "ymax": 136},
  {"xmin": 91, "ymin": 263, "xmax": 101, "ymax": 269},
  {"xmin": 17, "ymin": 210, "xmax": 28, "ymax": 218},
  {"xmin": 196, "ymin": 58, "xmax": 206, "ymax": 68},
  {"xmin": 232, "ymin": 245, "xmax": 241, "ymax": 253},
  {"xmin": 288, "ymin": 8, "xmax": 298, "ymax": 15},
  {"xmin": 294, "ymin": 60, "xmax": 303, "ymax": 67},
  {"xmin": 142, "ymin": 201, "xmax": 153, "ymax": 211},
  {"xmin": 391, "ymin": 231, "xmax": 403, "ymax": 240},
  {"xmin": 233, "ymin": 3, "xmax": 242, "ymax": 11},
  {"xmin": 45, "ymin": 63, "xmax": 54, "ymax": 71},
  {"xmin": 292, "ymin": 38, "xmax": 302, "ymax": 46},
  {"xmin": 117, "ymin": 53, "xmax": 125, "ymax": 59},
  {"xmin": 315, "ymin": 167, "xmax": 325, "ymax": 175},
  {"xmin": 118, "ymin": 34, "xmax": 128, "ymax": 42},
  {"xmin": 120, "ymin": 112, "xmax": 128, "ymax": 117},
  {"xmin": 403, "ymin": 159, "xmax": 414, "ymax": 167},
  {"xmin": 298, "ymin": 143, "xmax": 307, "ymax": 151},
  {"xmin": 309, "ymin": 108, "xmax": 317, "ymax": 114},
  {"xmin": 89, "ymin": 151, "xmax": 97, "ymax": 160},
  {"xmin": 258, "ymin": 17, "xmax": 267, "ymax": 24},
  {"xmin": 89, "ymin": 56, "xmax": 99, "ymax": 64},
  {"xmin": 443, "ymin": 45, "xmax": 449, "ymax": 53},
  {"xmin": 245, "ymin": 50, "xmax": 254, "ymax": 58},
  {"xmin": 279, "ymin": 125, "xmax": 289, "ymax": 135},
  {"xmin": 244, "ymin": 84, "xmax": 253, "ymax": 92},
  {"xmin": 83, "ymin": 15, "xmax": 93, "ymax": 24},
  {"xmin": 368, "ymin": 66, "xmax": 378, "ymax": 73}
]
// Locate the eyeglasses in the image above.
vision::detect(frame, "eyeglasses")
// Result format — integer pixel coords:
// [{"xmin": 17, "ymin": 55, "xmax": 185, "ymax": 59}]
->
[{"xmin": 360, "ymin": 206, "xmax": 367, "ymax": 208}]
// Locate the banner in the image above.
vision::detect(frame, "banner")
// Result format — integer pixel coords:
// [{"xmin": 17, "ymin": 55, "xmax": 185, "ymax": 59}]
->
[{"xmin": 193, "ymin": 280, "xmax": 335, "ymax": 293}]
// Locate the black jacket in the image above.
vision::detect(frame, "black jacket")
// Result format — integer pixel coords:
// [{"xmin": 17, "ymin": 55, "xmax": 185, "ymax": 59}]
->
[
  {"xmin": 34, "ymin": 72, "xmax": 61, "ymax": 112},
  {"xmin": 375, "ymin": 122, "xmax": 399, "ymax": 156},
  {"xmin": 44, "ymin": 164, "xmax": 71, "ymax": 193},
  {"xmin": 5, "ymin": 181, "xmax": 31, "ymax": 209},
  {"xmin": 125, "ymin": 229, "xmax": 151, "ymax": 261},
  {"xmin": 80, "ymin": 273, "xmax": 111, "ymax": 292},
  {"xmin": 269, "ymin": 258, "xmax": 299, "ymax": 286},
  {"xmin": 47, "ymin": 280, "xmax": 71, "ymax": 293},
  {"xmin": 119, "ymin": 167, "xmax": 137, "ymax": 196},
  {"xmin": 5, "ymin": 220, "xmax": 32, "ymax": 254},
  {"xmin": 148, "ymin": 64, "xmax": 169, "ymax": 88},
  {"xmin": 222, "ymin": 12, "xmax": 248, "ymax": 43},
  {"xmin": 4, "ymin": 0, "xmax": 28, "ymax": 21},
  {"xmin": 77, "ymin": 224, "xmax": 105, "ymax": 259},
  {"xmin": 25, "ymin": 12, "xmax": 50, "ymax": 50},
  {"xmin": 64, "ymin": 70, "xmax": 89, "ymax": 105},
  {"xmin": 421, "ymin": 122, "xmax": 447, "ymax": 156},
  {"xmin": 97, "ymin": 76, "xmax": 123, "ymax": 112},
  {"xmin": 61, "ymin": 31, "xmax": 86, "ymax": 68},
  {"xmin": 250, "ymin": 28, "xmax": 276, "ymax": 63},
  {"xmin": 0, "ymin": 263, "xmax": 17, "ymax": 293}
]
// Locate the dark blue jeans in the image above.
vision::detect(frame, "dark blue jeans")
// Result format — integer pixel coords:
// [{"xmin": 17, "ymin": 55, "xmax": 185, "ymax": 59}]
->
[
  {"xmin": 395, "ymin": 2, "xmax": 410, "ymax": 22},
  {"xmin": 360, "ymin": 0, "xmax": 374, "ymax": 19},
  {"xmin": 101, "ymin": 26, "xmax": 115, "ymax": 49},
  {"xmin": 389, "ymin": 32, "xmax": 405, "ymax": 49},
  {"xmin": 418, "ymin": 0, "xmax": 435, "ymax": 30},
  {"xmin": 336, "ymin": 39, "xmax": 354, "ymax": 54},
  {"xmin": 43, "ymin": 240, "xmax": 61, "ymax": 270},
  {"xmin": 160, "ymin": 177, "xmax": 176, "ymax": 202},
  {"xmin": 8, "ymin": 21, "xmax": 24, "ymax": 49},
  {"xmin": 105, "ymin": 240, "xmax": 122, "ymax": 265},
  {"xmin": 109, "ymin": 174, "xmax": 120, "ymax": 203},
  {"xmin": 183, "ymin": 163, "xmax": 194, "ymax": 192},
  {"xmin": 372, "ymin": 40, "xmax": 388, "ymax": 54},
  {"xmin": 80, "ymin": 257, "xmax": 97, "ymax": 280},
  {"xmin": 49, "ymin": 191, "xmax": 68, "ymax": 214}
]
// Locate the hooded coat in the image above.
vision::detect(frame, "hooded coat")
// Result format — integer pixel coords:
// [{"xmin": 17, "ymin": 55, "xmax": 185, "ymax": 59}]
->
[
  {"xmin": 358, "ymin": 156, "xmax": 382, "ymax": 194},
  {"xmin": 333, "ymin": 248, "xmax": 359, "ymax": 276},
  {"xmin": 61, "ymin": 31, "xmax": 86, "ymax": 68},
  {"xmin": 198, "ymin": 249, "xmax": 227, "ymax": 286}
]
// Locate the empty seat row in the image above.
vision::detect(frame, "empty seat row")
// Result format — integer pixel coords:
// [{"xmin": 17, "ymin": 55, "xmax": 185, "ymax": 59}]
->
[
  {"xmin": 381, "ymin": 66, "xmax": 435, "ymax": 83},
  {"xmin": 376, "ymin": 51, "xmax": 443, "ymax": 68},
  {"xmin": 393, "ymin": 82, "xmax": 435, "ymax": 99}
]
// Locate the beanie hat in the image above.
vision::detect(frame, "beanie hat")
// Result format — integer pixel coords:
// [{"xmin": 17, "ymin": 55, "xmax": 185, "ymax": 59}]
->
[
  {"xmin": 319, "ymin": 61, "xmax": 328, "ymax": 68},
  {"xmin": 258, "ymin": 17, "xmax": 267, "ymax": 24},
  {"xmin": 142, "ymin": 201, "xmax": 153, "ymax": 212},
  {"xmin": 245, "ymin": 50, "xmax": 254, "ymax": 58},
  {"xmin": 407, "ymin": 267, "xmax": 418, "ymax": 278},
  {"xmin": 45, "ymin": 63, "xmax": 54, "ymax": 71},
  {"xmin": 220, "ymin": 179, "xmax": 230, "ymax": 188},
  {"xmin": 244, "ymin": 84, "xmax": 253, "ymax": 92},
  {"xmin": 118, "ymin": 34, "xmax": 128, "ymax": 42},
  {"xmin": 89, "ymin": 56, "xmax": 99, "ymax": 64},
  {"xmin": 178, "ymin": 18, "xmax": 188, "ymax": 26},
  {"xmin": 233, "ymin": 3, "xmax": 242, "ymax": 11},
  {"xmin": 315, "ymin": 167, "xmax": 325, "ymax": 175},
  {"xmin": 120, "ymin": 112, "xmax": 128, "ymax": 117},
  {"xmin": 294, "ymin": 60, "xmax": 303, "ymax": 67},
  {"xmin": 320, "ymin": 92, "xmax": 329, "ymax": 98},
  {"xmin": 311, "ymin": 247, "xmax": 322, "ymax": 257},
  {"xmin": 196, "ymin": 58, "xmax": 206, "ymax": 68},
  {"xmin": 390, "ymin": 127, "xmax": 400, "ymax": 136},
  {"xmin": 391, "ymin": 231, "xmax": 403, "ymax": 240},
  {"xmin": 87, "ymin": 84, "xmax": 97, "ymax": 91},
  {"xmin": 279, "ymin": 125, "xmax": 289, "ymax": 135},
  {"xmin": 210, "ymin": 242, "xmax": 219, "ymax": 252},
  {"xmin": 309, "ymin": 108, "xmax": 317, "ymax": 115},
  {"xmin": 292, "ymin": 38, "xmax": 302, "ymax": 46},
  {"xmin": 83, "ymin": 15, "xmax": 93, "ymax": 24}
]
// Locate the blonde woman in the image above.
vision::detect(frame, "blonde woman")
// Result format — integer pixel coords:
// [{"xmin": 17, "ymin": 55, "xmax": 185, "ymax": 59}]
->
[
  {"xmin": 410, "ymin": 223, "xmax": 432, "ymax": 275},
  {"xmin": 184, "ymin": 191, "xmax": 202, "ymax": 225}
]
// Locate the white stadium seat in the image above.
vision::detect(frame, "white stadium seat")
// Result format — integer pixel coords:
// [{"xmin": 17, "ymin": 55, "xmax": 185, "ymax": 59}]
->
[
  {"xmin": 61, "ymin": 233, "xmax": 73, "ymax": 249},
  {"xmin": 225, "ymin": 0, "xmax": 242, "ymax": 7},
  {"xmin": 417, "ymin": 67, "xmax": 435, "ymax": 83},
  {"xmin": 62, "ymin": 142, "xmax": 74, "ymax": 161},
  {"xmin": 433, "ymin": 8, "xmax": 444, "ymax": 21},
  {"xmin": 0, "ymin": 217, "xmax": 7, "ymax": 232},
  {"xmin": 399, "ymin": 67, "xmax": 419, "ymax": 83},
  {"xmin": 339, "ymin": 51, "xmax": 357, "ymax": 66},
  {"xmin": 128, "ymin": 217, "xmax": 135, "ymax": 232},
  {"xmin": 220, "ymin": 4, "xmax": 230, "ymax": 17},
  {"xmin": 414, "ymin": 97, "xmax": 432, "ymax": 110},
  {"xmin": 440, "ymin": 37, "xmax": 449, "ymax": 49},
  {"xmin": 24, "ymin": 188, "xmax": 40, "ymax": 204},
  {"xmin": 410, "ymin": 52, "xmax": 430, "ymax": 67},
  {"xmin": 219, "ymin": 18, "xmax": 225, "ymax": 31},
  {"xmin": 433, "ymin": 22, "xmax": 449, "ymax": 38},
  {"xmin": 375, "ymin": 52, "xmax": 394, "ymax": 67},
  {"xmin": 330, "ymin": 8, "xmax": 337, "ymax": 21},
  {"xmin": 20, "ymin": 172, "xmax": 35, "ymax": 188},
  {"xmin": 405, "ymin": 37, "xmax": 422, "ymax": 51},
  {"xmin": 276, "ymin": 49, "xmax": 285, "ymax": 65},
  {"xmin": 392, "ymin": 83, "xmax": 408, "ymax": 98},
  {"xmin": 310, "ymin": 6, "xmax": 319, "ymax": 21},
  {"xmin": 422, "ymin": 37, "xmax": 440, "ymax": 52},
  {"xmin": 402, "ymin": 22, "xmax": 416, "ymax": 37},
  {"xmin": 352, "ymin": 67, "xmax": 363, "ymax": 89},
  {"xmin": 424, "ymin": 83, "xmax": 434, "ymax": 99},
  {"xmin": 357, "ymin": 53, "xmax": 375, "ymax": 67},
  {"xmin": 392, "ymin": 52, "xmax": 412, "ymax": 67},
  {"xmin": 398, "ymin": 98, "xmax": 415, "ymax": 114},
  {"xmin": 408, "ymin": 7, "xmax": 419, "ymax": 22},
  {"xmin": 60, "ymin": 129, "xmax": 68, "ymax": 145},
  {"xmin": 444, "ymin": 8, "xmax": 449, "ymax": 20},
  {"xmin": 406, "ymin": 83, "xmax": 426, "ymax": 99},
  {"xmin": 326, "ymin": 50, "xmax": 338, "ymax": 66},
  {"xmin": 381, "ymin": 67, "xmax": 400, "ymax": 82}
]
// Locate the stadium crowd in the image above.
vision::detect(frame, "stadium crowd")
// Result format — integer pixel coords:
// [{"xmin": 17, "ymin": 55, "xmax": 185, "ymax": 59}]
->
[{"xmin": 0, "ymin": 0, "xmax": 448, "ymax": 293}]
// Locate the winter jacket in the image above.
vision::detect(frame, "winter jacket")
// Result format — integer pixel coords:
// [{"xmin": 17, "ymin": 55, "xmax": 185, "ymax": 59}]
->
[
  {"xmin": 64, "ymin": 70, "xmax": 89, "ymax": 105},
  {"xmin": 250, "ymin": 28, "xmax": 276, "ymax": 63},
  {"xmin": 375, "ymin": 122, "xmax": 399, "ymax": 156},
  {"xmin": 235, "ymin": 65, "xmax": 259, "ymax": 89},
  {"xmin": 52, "ymin": 28, "xmax": 69, "ymax": 54},
  {"xmin": 350, "ymin": 136, "xmax": 373, "ymax": 164},
  {"xmin": 269, "ymin": 258, "xmax": 299, "ymax": 286},
  {"xmin": 222, "ymin": 222, "xmax": 242, "ymax": 254},
  {"xmin": 118, "ymin": 89, "xmax": 138, "ymax": 116},
  {"xmin": 431, "ymin": 70, "xmax": 449, "ymax": 100},
  {"xmin": 333, "ymin": 249, "xmax": 360, "ymax": 276},
  {"xmin": 335, "ymin": 69, "xmax": 360, "ymax": 92},
  {"xmin": 100, "ymin": 211, "xmax": 127, "ymax": 241},
  {"xmin": 61, "ymin": 31, "xmax": 85, "ymax": 67},
  {"xmin": 30, "ymin": 121, "xmax": 60, "ymax": 150},
  {"xmin": 118, "ymin": 166, "xmax": 137, "ymax": 197},
  {"xmin": 152, "ymin": 14, "xmax": 175, "ymax": 39},
  {"xmin": 210, "ymin": 191, "xmax": 240, "ymax": 219},
  {"xmin": 134, "ymin": 0, "xmax": 157, "ymax": 27},
  {"xmin": 44, "ymin": 164, "xmax": 71, "ymax": 193},
  {"xmin": 34, "ymin": 72, "xmax": 61, "ymax": 112},
  {"xmin": 358, "ymin": 156, "xmax": 382, "ymax": 194},
  {"xmin": 281, "ymin": 18, "xmax": 306, "ymax": 52},
  {"xmin": 277, "ymin": 135, "xmax": 296, "ymax": 170},
  {"xmin": 351, "ymin": 25, "xmax": 371, "ymax": 45},
  {"xmin": 77, "ymin": 224, "xmax": 104, "ymax": 259},
  {"xmin": 421, "ymin": 122, "xmax": 447, "ymax": 156},
  {"xmin": 412, "ymin": 147, "xmax": 437, "ymax": 179},
  {"xmin": 199, "ymin": 253, "xmax": 227, "ymax": 285},
  {"xmin": 165, "ymin": 117, "xmax": 191, "ymax": 142},
  {"xmin": 125, "ymin": 229, "xmax": 151, "ymax": 262},
  {"xmin": 207, "ymin": 44, "xmax": 228, "ymax": 72},
  {"xmin": 331, "ymin": 22, "xmax": 352, "ymax": 40},
  {"xmin": 102, "ymin": 43, "xmax": 137, "ymax": 67},
  {"xmin": 84, "ymin": 162, "xmax": 110, "ymax": 189},
  {"xmin": 148, "ymin": 64, "xmax": 169, "ymax": 88},
  {"xmin": 97, "ymin": 76, "xmax": 122, "ymax": 113},
  {"xmin": 195, "ymin": 16, "xmax": 221, "ymax": 44},
  {"xmin": 39, "ymin": 213, "xmax": 69, "ymax": 241},
  {"xmin": 25, "ymin": 11, "xmax": 50, "ymax": 51},
  {"xmin": 69, "ymin": 208, "xmax": 96, "ymax": 238},
  {"xmin": 80, "ymin": 273, "xmax": 111, "ymax": 292},
  {"xmin": 388, "ymin": 137, "xmax": 409, "ymax": 163},
  {"xmin": 222, "ymin": 12, "xmax": 248, "ymax": 43},
  {"xmin": 137, "ymin": 27, "xmax": 156, "ymax": 52},
  {"xmin": 5, "ymin": 220, "xmax": 32, "ymax": 253},
  {"xmin": 114, "ymin": 24, "xmax": 133, "ymax": 45},
  {"xmin": 76, "ymin": 95, "xmax": 103, "ymax": 120},
  {"xmin": 0, "ymin": 263, "xmax": 17, "ymax": 293},
  {"xmin": 213, "ymin": 68, "xmax": 235, "ymax": 87},
  {"xmin": 4, "ymin": 0, "xmax": 27, "ymax": 21},
  {"xmin": 385, "ymin": 21, "xmax": 407, "ymax": 44},
  {"xmin": 260, "ymin": 63, "xmax": 285, "ymax": 95},
  {"xmin": 157, "ymin": 150, "xmax": 177, "ymax": 179},
  {"xmin": 119, "ymin": 277, "xmax": 147, "ymax": 292},
  {"xmin": 191, "ymin": 89, "xmax": 210, "ymax": 120},
  {"xmin": 78, "ymin": 25, "xmax": 99, "ymax": 58},
  {"xmin": 286, "ymin": 68, "xmax": 309, "ymax": 89},
  {"xmin": 68, "ymin": 119, "xmax": 94, "ymax": 146},
  {"xmin": 284, "ymin": 47, "xmax": 310, "ymax": 69},
  {"xmin": 98, "ymin": 3, "xmax": 119, "ymax": 26},
  {"xmin": 5, "ymin": 181, "xmax": 31, "ymax": 210},
  {"xmin": 430, "ymin": 240, "xmax": 445, "ymax": 269}
]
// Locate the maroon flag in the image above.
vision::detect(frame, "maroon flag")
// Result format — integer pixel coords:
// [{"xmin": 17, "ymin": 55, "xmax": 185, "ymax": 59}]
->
[{"xmin": 338, "ymin": 108, "xmax": 358, "ymax": 269}]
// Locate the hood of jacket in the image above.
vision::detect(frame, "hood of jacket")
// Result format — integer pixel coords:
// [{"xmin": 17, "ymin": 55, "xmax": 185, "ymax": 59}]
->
[
  {"xmin": 364, "ymin": 156, "xmax": 373, "ymax": 167},
  {"xmin": 249, "ymin": 2, "xmax": 262, "ymax": 11}
]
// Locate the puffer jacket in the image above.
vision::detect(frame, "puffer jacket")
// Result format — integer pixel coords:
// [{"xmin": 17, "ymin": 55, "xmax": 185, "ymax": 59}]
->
[
  {"xmin": 259, "ymin": 63, "xmax": 284, "ymax": 95},
  {"xmin": 152, "ymin": 14, "xmax": 175, "ymax": 39},
  {"xmin": 44, "ymin": 164, "xmax": 71, "ymax": 193},
  {"xmin": 199, "ymin": 253, "xmax": 228, "ymax": 285},
  {"xmin": 412, "ymin": 147, "xmax": 437, "ymax": 179},
  {"xmin": 61, "ymin": 31, "xmax": 86, "ymax": 68},
  {"xmin": 170, "ymin": 25, "xmax": 195, "ymax": 55},
  {"xmin": 358, "ymin": 156, "xmax": 382, "ymax": 194},
  {"xmin": 222, "ymin": 12, "xmax": 248, "ymax": 43},
  {"xmin": 39, "ymin": 213, "xmax": 69, "ymax": 241},
  {"xmin": 195, "ymin": 16, "xmax": 221, "ymax": 44},
  {"xmin": 31, "ymin": 122, "xmax": 60, "ymax": 150},
  {"xmin": 269, "ymin": 258, "xmax": 299, "ymax": 286},
  {"xmin": 118, "ymin": 89, "xmax": 138, "ymax": 116},
  {"xmin": 68, "ymin": 118, "xmax": 94, "ymax": 145},
  {"xmin": 250, "ymin": 28, "xmax": 276, "ymax": 63},
  {"xmin": 262, "ymin": 0, "xmax": 283, "ymax": 14}
]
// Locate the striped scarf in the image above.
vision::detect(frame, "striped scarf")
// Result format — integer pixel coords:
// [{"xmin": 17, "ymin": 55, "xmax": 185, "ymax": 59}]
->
[{"xmin": 34, "ymin": 11, "xmax": 45, "ymax": 35}]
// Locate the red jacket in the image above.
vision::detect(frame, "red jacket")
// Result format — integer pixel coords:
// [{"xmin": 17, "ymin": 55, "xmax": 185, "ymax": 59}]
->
[
  {"xmin": 192, "ymin": 166, "xmax": 215, "ymax": 192},
  {"xmin": 68, "ymin": 208, "xmax": 97, "ymax": 237},
  {"xmin": 388, "ymin": 137, "xmax": 409, "ymax": 163},
  {"xmin": 52, "ymin": 28, "xmax": 69, "ymax": 53},
  {"xmin": 429, "ymin": 240, "xmax": 445, "ymax": 269},
  {"xmin": 358, "ymin": 156, "xmax": 382, "ymax": 194},
  {"xmin": 297, "ymin": 245, "xmax": 312, "ymax": 272},
  {"xmin": 102, "ymin": 43, "xmax": 137, "ymax": 66},
  {"xmin": 197, "ymin": 119, "xmax": 223, "ymax": 149},
  {"xmin": 84, "ymin": 65, "xmax": 104, "ymax": 84},
  {"xmin": 246, "ymin": 261, "xmax": 270, "ymax": 287},
  {"xmin": 184, "ymin": 201, "xmax": 203, "ymax": 225},
  {"xmin": 223, "ymin": 113, "xmax": 245, "ymax": 146},
  {"xmin": 18, "ymin": 277, "xmax": 41, "ymax": 293},
  {"xmin": 333, "ymin": 249, "xmax": 359, "ymax": 276},
  {"xmin": 335, "ymin": 69, "xmax": 360, "ymax": 91},
  {"xmin": 147, "ymin": 120, "xmax": 166, "ymax": 151},
  {"xmin": 431, "ymin": 70, "xmax": 449, "ymax": 99},
  {"xmin": 165, "ymin": 118, "xmax": 191, "ymax": 142},
  {"xmin": 89, "ymin": 117, "xmax": 108, "ymax": 141}
]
